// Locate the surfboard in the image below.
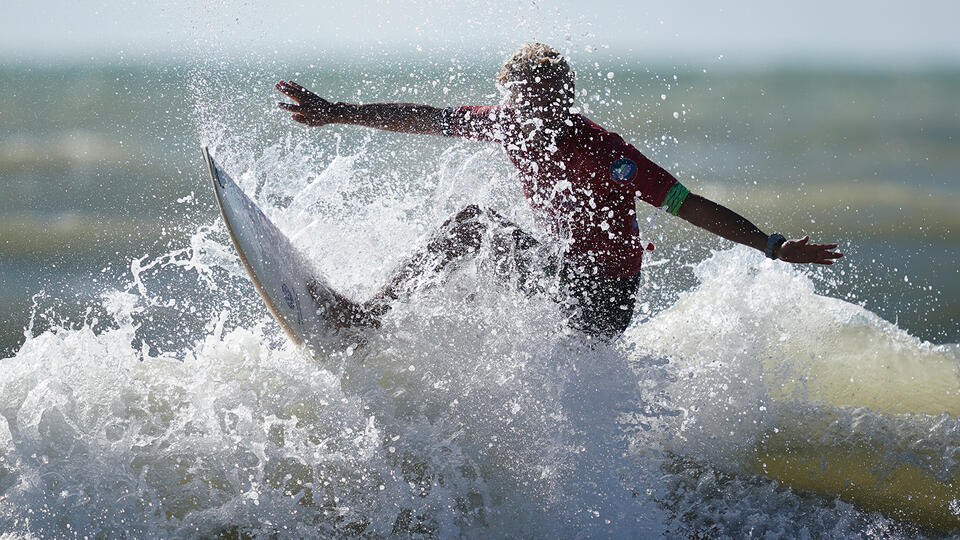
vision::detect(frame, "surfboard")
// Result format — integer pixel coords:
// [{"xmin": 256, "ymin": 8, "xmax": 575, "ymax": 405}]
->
[{"xmin": 202, "ymin": 146, "xmax": 366, "ymax": 353}]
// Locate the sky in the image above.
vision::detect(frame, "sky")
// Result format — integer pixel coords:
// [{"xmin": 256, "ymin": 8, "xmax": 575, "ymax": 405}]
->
[{"xmin": 3, "ymin": 0, "xmax": 960, "ymax": 66}]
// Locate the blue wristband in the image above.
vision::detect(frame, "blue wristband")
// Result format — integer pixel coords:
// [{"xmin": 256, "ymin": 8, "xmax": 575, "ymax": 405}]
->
[{"xmin": 765, "ymin": 233, "xmax": 786, "ymax": 259}]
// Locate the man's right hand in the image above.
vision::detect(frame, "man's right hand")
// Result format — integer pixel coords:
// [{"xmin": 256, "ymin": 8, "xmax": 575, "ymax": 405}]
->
[
  {"xmin": 276, "ymin": 80, "xmax": 342, "ymax": 126},
  {"xmin": 276, "ymin": 83, "xmax": 445, "ymax": 135}
]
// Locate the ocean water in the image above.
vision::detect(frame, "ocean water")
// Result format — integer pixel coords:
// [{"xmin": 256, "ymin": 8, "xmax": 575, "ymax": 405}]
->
[
  {"xmin": 0, "ymin": 54, "xmax": 958, "ymax": 537},
  {"xmin": 1, "ymin": 58, "xmax": 957, "ymax": 354}
]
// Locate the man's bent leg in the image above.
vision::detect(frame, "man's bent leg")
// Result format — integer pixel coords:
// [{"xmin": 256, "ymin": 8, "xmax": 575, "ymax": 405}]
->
[
  {"xmin": 325, "ymin": 205, "xmax": 544, "ymax": 328},
  {"xmin": 307, "ymin": 282, "xmax": 383, "ymax": 330},
  {"xmin": 376, "ymin": 204, "xmax": 487, "ymax": 303},
  {"xmin": 307, "ymin": 205, "xmax": 488, "ymax": 330}
]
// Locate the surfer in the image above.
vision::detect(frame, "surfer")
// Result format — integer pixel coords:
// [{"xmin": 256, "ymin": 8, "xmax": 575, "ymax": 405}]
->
[{"xmin": 276, "ymin": 42, "xmax": 842, "ymax": 340}]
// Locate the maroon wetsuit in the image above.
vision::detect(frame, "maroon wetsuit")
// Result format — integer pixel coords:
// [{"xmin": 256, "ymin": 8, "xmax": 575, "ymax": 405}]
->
[
  {"xmin": 439, "ymin": 105, "xmax": 690, "ymax": 338},
  {"xmin": 442, "ymin": 105, "xmax": 689, "ymax": 278}
]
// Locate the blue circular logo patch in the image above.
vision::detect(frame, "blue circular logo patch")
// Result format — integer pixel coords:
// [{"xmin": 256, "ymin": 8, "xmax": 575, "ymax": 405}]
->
[{"xmin": 611, "ymin": 157, "xmax": 637, "ymax": 181}]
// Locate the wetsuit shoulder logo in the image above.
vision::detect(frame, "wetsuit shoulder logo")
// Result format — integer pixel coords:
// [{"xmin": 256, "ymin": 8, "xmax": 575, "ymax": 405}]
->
[{"xmin": 611, "ymin": 157, "xmax": 637, "ymax": 181}]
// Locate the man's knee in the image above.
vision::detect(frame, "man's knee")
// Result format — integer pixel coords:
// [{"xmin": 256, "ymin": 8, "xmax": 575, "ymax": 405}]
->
[
  {"xmin": 512, "ymin": 228, "xmax": 539, "ymax": 251},
  {"xmin": 454, "ymin": 204, "xmax": 483, "ymax": 224},
  {"xmin": 448, "ymin": 205, "xmax": 484, "ymax": 245}
]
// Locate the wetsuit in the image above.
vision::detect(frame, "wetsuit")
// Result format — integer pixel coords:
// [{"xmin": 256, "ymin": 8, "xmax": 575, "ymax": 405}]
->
[{"xmin": 436, "ymin": 106, "xmax": 690, "ymax": 339}]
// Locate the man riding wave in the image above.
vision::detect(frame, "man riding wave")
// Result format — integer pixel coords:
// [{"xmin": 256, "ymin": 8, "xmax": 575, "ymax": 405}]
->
[{"xmin": 276, "ymin": 43, "xmax": 842, "ymax": 340}]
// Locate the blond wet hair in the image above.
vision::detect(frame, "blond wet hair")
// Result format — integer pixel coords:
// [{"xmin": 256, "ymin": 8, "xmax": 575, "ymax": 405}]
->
[{"xmin": 497, "ymin": 42, "xmax": 575, "ymax": 89}]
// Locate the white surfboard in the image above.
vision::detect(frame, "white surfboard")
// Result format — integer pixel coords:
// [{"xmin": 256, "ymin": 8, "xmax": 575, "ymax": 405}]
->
[{"xmin": 202, "ymin": 146, "xmax": 366, "ymax": 354}]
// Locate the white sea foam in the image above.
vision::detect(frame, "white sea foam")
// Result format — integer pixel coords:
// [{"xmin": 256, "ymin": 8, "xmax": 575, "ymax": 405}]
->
[
  {"xmin": 0, "ymin": 252, "xmax": 670, "ymax": 537},
  {"xmin": 4, "ymin": 216, "xmax": 956, "ymax": 537}
]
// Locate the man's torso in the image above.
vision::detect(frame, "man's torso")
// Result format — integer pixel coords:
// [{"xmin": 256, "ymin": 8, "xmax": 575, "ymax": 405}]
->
[{"xmin": 443, "ymin": 105, "xmax": 680, "ymax": 277}]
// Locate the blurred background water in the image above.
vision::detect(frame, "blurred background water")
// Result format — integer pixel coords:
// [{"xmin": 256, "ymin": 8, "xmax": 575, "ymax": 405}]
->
[{"xmin": 1, "ymin": 58, "xmax": 957, "ymax": 354}]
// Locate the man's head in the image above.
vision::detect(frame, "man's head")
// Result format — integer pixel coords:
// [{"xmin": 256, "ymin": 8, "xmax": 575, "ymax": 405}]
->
[{"xmin": 498, "ymin": 43, "xmax": 575, "ymax": 121}]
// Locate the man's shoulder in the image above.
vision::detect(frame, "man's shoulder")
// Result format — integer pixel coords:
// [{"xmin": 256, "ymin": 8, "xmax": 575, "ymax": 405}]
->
[
  {"xmin": 575, "ymin": 113, "xmax": 605, "ymax": 132},
  {"xmin": 573, "ymin": 114, "xmax": 626, "ymax": 148}
]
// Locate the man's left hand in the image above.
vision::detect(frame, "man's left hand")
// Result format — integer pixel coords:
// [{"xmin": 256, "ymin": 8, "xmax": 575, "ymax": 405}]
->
[{"xmin": 777, "ymin": 236, "xmax": 843, "ymax": 265}]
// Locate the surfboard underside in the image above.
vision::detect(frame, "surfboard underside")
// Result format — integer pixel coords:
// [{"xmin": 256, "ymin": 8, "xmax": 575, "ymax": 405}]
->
[{"xmin": 202, "ymin": 146, "xmax": 360, "ymax": 352}]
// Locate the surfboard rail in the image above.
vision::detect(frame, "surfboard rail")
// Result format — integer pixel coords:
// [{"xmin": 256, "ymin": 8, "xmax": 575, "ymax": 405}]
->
[{"xmin": 201, "ymin": 146, "xmax": 363, "ymax": 354}]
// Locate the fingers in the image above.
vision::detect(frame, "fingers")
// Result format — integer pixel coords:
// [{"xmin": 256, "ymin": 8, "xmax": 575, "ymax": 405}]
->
[
  {"xmin": 278, "ymin": 102, "xmax": 304, "ymax": 113},
  {"xmin": 275, "ymin": 81, "xmax": 298, "ymax": 102},
  {"xmin": 806, "ymin": 243, "xmax": 839, "ymax": 253},
  {"xmin": 276, "ymin": 80, "xmax": 304, "ymax": 93},
  {"xmin": 279, "ymin": 102, "xmax": 312, "ymax": 124},
  {"xmin": 780, "ymin": 235, "xmax": 844, "ymax": 265},
  {"xmin": 810, "ymin": 244, "xmax": 843, "ymax": 259},
  {"xmin": 275, "ymin": 80, "xmax": 309, "ymax": 103},
  {"xmin": 779, "ymin": 237, "xmax": 844, "ymax": 264},
  {"xmin": 276, "ymin": 80, "xmax": 320, "ymax": 101},
  {"xmin": 805, "ymin": 245, "xmax": 843, "ymax": 264},
  {"xmin": 806, "ymin": 250, "xmax": 839, "ymax": 264}
]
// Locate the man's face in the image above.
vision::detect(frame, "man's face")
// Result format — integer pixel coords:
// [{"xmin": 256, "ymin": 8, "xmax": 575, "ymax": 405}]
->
[{"xmin": 505, "ymin": 75, "xmax": 573, "ymax": 122}]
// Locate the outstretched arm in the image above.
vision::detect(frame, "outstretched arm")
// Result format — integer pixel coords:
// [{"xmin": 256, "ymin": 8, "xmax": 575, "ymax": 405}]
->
[
  {"xmin": 276, "ymin": 80, "xmax": 446, "ymax": 135},
  {"xmin": 675, "ymin": 193, "xmax": 843, "ymax": 264}
]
